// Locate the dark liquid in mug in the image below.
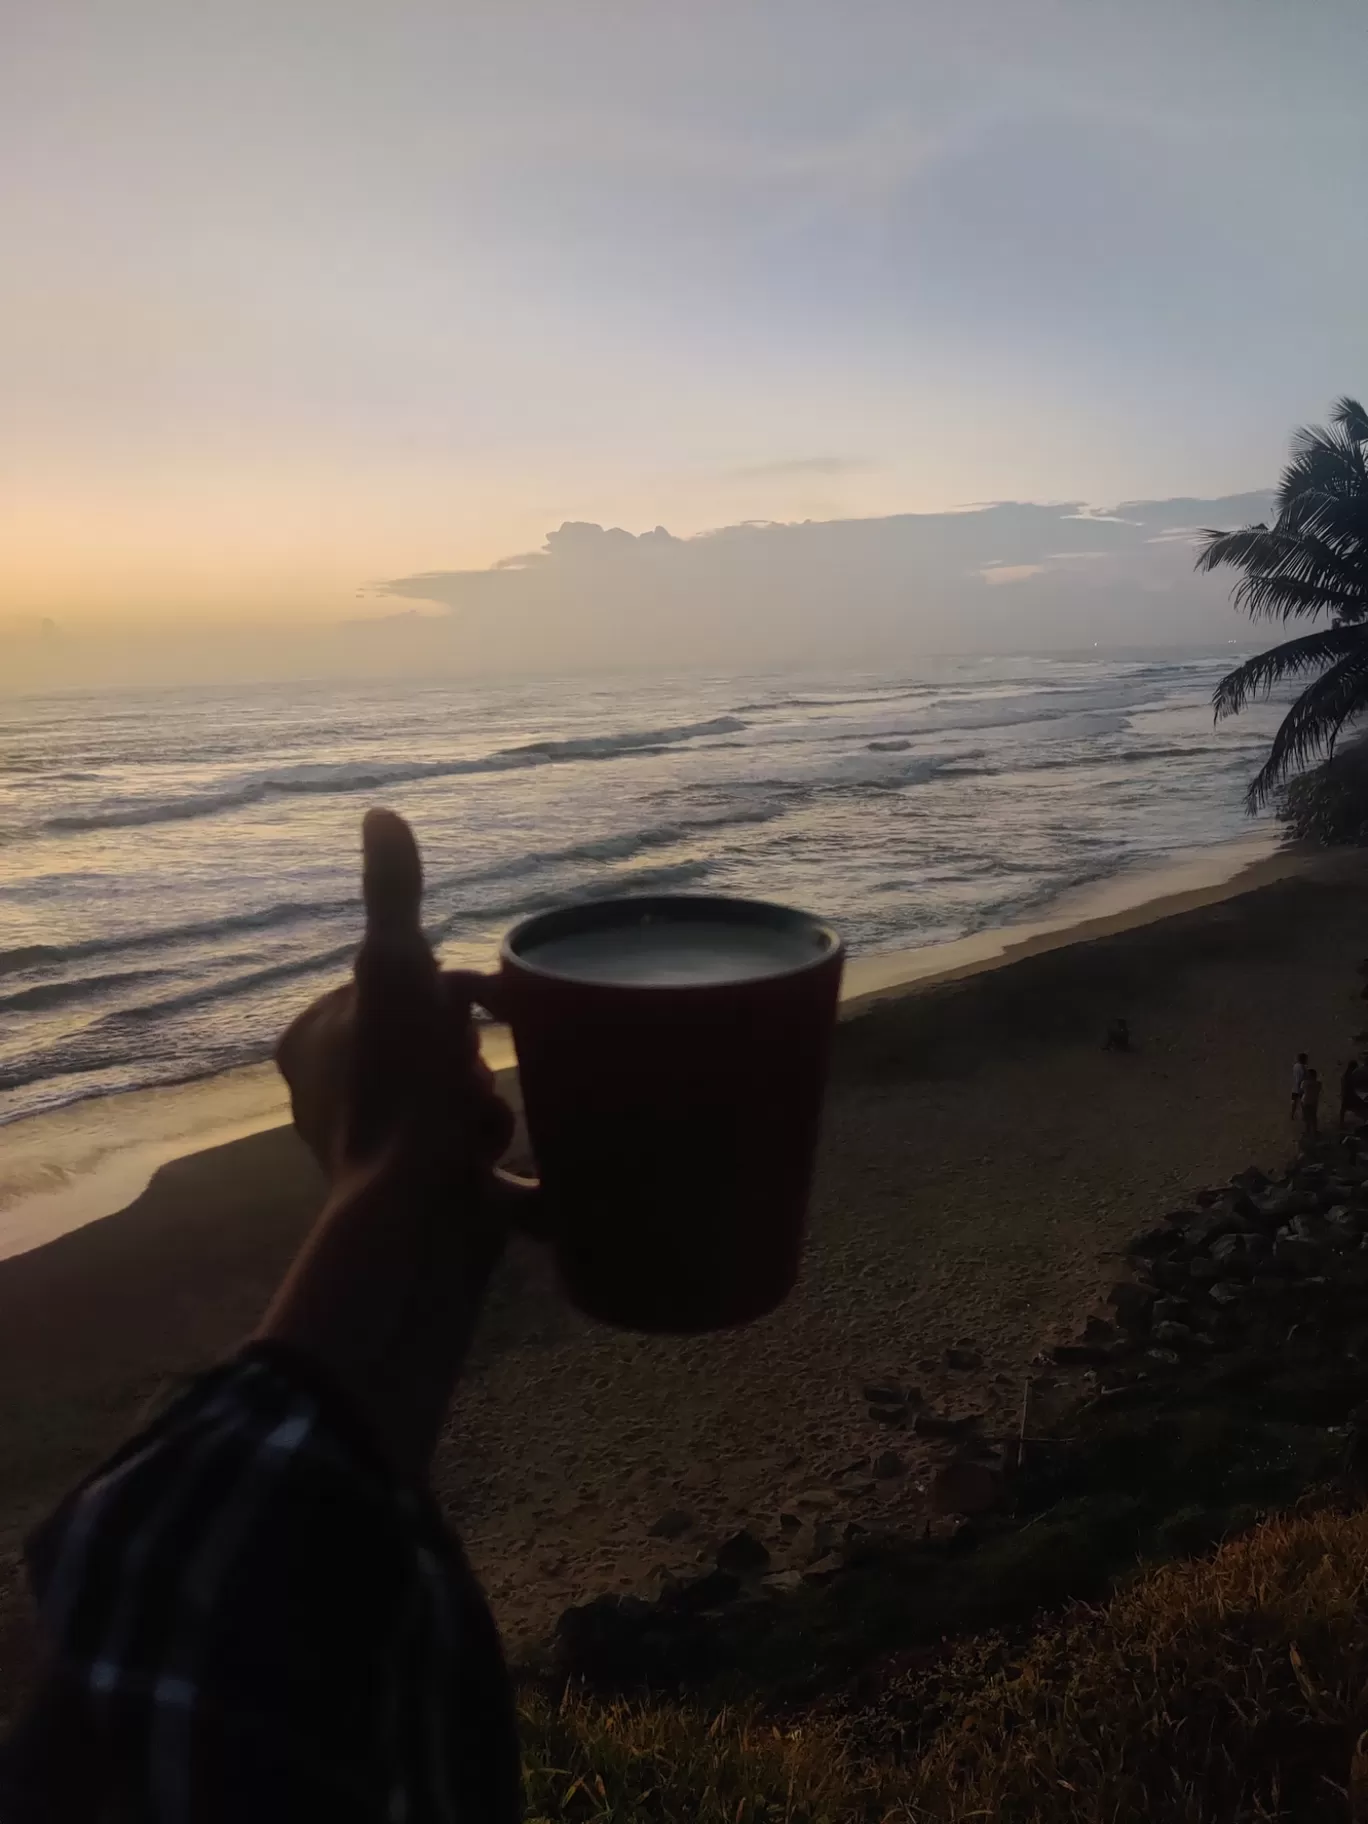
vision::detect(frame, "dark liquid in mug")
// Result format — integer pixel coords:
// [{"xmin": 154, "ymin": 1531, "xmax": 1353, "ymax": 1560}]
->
[{"xmin": 520, "ymin": 916, "xmax": 832, "ymax": 986}]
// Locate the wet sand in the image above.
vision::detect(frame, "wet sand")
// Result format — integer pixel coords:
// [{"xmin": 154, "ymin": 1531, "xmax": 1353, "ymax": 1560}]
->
[{"xmin": 2, "ymin": 840, "xmax": 1366, "ymax": 1705}]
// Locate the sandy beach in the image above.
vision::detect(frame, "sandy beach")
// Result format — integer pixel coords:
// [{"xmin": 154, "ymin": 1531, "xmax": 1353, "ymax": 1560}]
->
[{"xmin": 3, "ymin": 838, "xmax": 1367, "ymax": 1713}]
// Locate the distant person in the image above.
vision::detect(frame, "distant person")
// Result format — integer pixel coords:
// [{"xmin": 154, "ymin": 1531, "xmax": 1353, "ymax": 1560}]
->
[
  {"xmin": 0, "ymin": 813, "xmax": 535, "ymax": 1823},
  {"xmin": 1302, "ymin": 1066, "xmax": 1322, "ymax": 1140},
  {"xmin": 1291, "ymin": 1051, "xmax": 1309, "ymax": 1118},
  {"xmin": 1103, "ymin": 1016, "xmax": 1131, "ymax": 1053},
  {"xmin": 1342, "ymin": 1058, "xmax": 1368, "ymax": 1129}
]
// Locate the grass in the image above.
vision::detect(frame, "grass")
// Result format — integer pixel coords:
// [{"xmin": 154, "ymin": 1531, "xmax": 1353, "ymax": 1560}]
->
[
  {"xmin": 521, "ymin": 1689, "xmax": 887, "ymax": 1822},
  {"xmin": 522, "ymin": 1500, "xmax": 1368, "ymax": 1822}
]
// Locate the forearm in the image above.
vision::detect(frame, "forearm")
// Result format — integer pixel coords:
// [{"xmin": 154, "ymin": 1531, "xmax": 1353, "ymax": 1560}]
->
[{"xmin": 257, "ymin": 1151, "xmax": 491, "ymax": 1480}]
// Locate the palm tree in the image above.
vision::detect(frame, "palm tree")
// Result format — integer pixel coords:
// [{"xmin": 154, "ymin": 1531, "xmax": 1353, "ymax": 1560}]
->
[{"xmin": 1197, "ymin": 395, "xmax": 1368, "ymax": 809}]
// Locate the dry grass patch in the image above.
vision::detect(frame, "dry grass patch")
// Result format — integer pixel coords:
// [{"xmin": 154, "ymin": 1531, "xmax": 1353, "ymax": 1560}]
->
[{"xmin": 526, "ymin": 1502, "xmax": 1368, "ymax": 1822}]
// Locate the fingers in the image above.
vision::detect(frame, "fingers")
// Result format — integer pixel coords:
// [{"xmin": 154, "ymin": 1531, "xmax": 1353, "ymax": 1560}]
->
[
  {"xmin": 490, "ymin": 1168, "xmax": 552, "ymax": 1242},
  {"xmin": 441, "ymin": 968, "xmax": 508, "ymax": 1025}
]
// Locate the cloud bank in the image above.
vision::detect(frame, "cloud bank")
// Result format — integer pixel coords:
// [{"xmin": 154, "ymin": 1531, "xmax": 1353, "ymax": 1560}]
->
[{"xmin": 372, "ymin": 491, "xmax": 1275, "ymax": 672}]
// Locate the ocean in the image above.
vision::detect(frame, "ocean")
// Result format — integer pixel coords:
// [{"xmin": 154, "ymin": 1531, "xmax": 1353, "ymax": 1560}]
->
[{"xmin": 0, "ymin": 652, "xmax": 1280, "ymax": 1128}]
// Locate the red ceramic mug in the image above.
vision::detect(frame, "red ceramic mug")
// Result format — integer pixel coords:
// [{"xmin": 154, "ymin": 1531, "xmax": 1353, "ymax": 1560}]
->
[{"xmin": 497, "ymin": 894, "xmax": 844, "ymax": 1332}]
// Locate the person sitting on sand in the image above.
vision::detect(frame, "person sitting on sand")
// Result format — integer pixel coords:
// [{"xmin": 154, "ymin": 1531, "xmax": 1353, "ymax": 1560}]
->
[
  {"xmin": 1302, "ymin": 1066, "xmax": 1322, "ymax": 1141},
  {"xmin": 1103, "ymin": 1016, "xmax": 1131, "ymax": 1053},
  {"xmin": 0, "ymin": 812, "xmax": 538, "ymax": 1824},
  {"xmin": 1291, "ymin": 1051, "xmax": 1309, "ymax": 1118}
]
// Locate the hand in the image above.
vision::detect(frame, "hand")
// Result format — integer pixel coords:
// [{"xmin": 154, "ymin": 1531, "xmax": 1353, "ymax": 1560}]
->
[
  {"xmin": 264, "ymin": 810, "xmax": 539, "ymax": 1474},
  {"xmin": 276, "ymin": 808, "xmax": 517, "ymax": 1193}
]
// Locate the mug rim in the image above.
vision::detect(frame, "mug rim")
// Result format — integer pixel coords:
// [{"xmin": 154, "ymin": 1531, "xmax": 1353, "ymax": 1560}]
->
[{"xmin": 501, "ymin": 892, "xmax": 843, "ymax": 990}]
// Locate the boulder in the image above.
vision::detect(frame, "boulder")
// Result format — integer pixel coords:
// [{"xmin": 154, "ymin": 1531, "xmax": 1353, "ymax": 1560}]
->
[
  {"xmin": 1184, "ymin": 1209, "xmax": 1247, "ymax": 1250},
  {"xmin": 1153, "ymin": 1258, "xmax": 1193, "ymax": 1291},
  {"xmin": 1108, "ymin": 1282, "xmax": 1156, "ymax": 1332},
  {"xmin": 914, "ymin": 1409, "xmax": 982, "ymax": 1439},
  {"xmin": 716, "ymin": 1530, "xmax": 770, "ymax": 1576},
  {"xmin": 872, "ymin": 1449, "xmax": 906, "ymax": 1479},
  {"xmin": 867, "ymin": 1403, "xmax": 907, "ymax": 1426},
  {"xmin": 1232, "ymin": 1167, "xmax": 1271, "ymax": 1194},
  {"xmin": 862, "ymin": 1382, "xmax": 904, "ymax": 1406},
  {"xmin": 1127, "ymin": 1225, "xmax": 1174, "ymax": 1258},
  {"xmin": 802, "ymin": 1553, "xmax": 844, "ymax": 1584},
  {"xmin": 1209, "ymin": 1280, "xmax": 1251, "ymax": 1308},
  {"xmin": 945, "ymin": 1345, "xmax": 984, "ymax": 1371},
  {"xmin": 1325, "ymin": 1207, "xmax": 1363, "ymax": 1248},
  {"xmin": 1274, "ymin": 1235, "xmax": 1325, "ymax": 1277},
  {"xmin": 1051, "ymin": 1342, "xmax": 1112, "ymax": 1367},
  {"xmin": 648, "ymin": 1508, "xmax": 694, "ymax": 1540}
]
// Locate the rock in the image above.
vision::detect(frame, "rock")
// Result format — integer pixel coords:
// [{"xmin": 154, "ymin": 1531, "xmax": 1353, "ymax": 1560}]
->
[
  {"xmin": 1151, "ymin": 1296, "xmax": 1190, "ymax": 1326},
  {"xmin": 1254, "ymin": 1187, "xmax": 1311, "ymax": 1224},
  {"xmin": 1107, "ymin": 1281, "xmax": 1156, "ymax": 1330},
  {"xmin": 867, "ymin": 1403, "xmax": 908, "ymax": 1426},
  {"xmin": 1232, "ymin": 1167, "xmax": 1271, "ymax": 1193},
  {"xmin": 1188, "ymin": 1257, "xmax": 1220, "ymax": 1285},
  {"xmin": 1051, "ymin": 1342, "xmax": 1112, "ymax": 1366},
  {"xmin": 802, "ymin": 1553, "xmax": 844, "ymax": 1584},
  {"xmin": 914, "ymin": 1409, "xmax": 981, "ymax": 1439},
  {"xmin": 1210, "ymin": 1233, "xmax": 1248, "ymax": 1270},
  {"xmin": 930, "ymin": 1459, "xmax": 1003, "ymax": 1516},
  {"xmin": 1209, "ymin": 1280, "xmax": 1251, "ymax": 1307},
  {"xmin": 1152, "ymin": 1258, "xmax": 1193, "ymax": 1290},
  {"xmin": 1145, "ymin": 1346, "xmax": 1182, "ymax": 1368},
  {"xmin": 794, "ymin": 1488, "xmax": 837, "ymax": 1510},
  {"xmin": 1127, "ymin": 1225, "xmax": 1174, "ymax": 1257},
  {"xmin": 1151, "ymin": 1320, "xmax": 1197, "ymax": 1349},
  {"xmin": 716, "ymin": 1530, "xmax": 770, "ymax": 1576},
  {"xmin": 1274, "ymin": 1235, "xmax": 1324, "ymax": 1277},
  {"xmin": 1325, "ymin": 1207, "xmax": 1362, "ymax": 1247},
  {"xmin": 647, "ymin": 1508, "xmax": 694, "ymax": 1540},
  {"xmin": 778, "ymin": 1512, "xmax": 801, "ymax": 1533},
  {"xmin": 872, "ymin": 1449, "xmax": 906, "ymax": 1478},
  {"xmin": 669, "ymin": 1570, "xmax": 741, "ymax": 1615},
  {"xmin": 761, "ymin": 1570, "xmax": 804, "ymax": 1595},
  {"xmin": 1083, "ymin": 1315, "xmax": 1117, "ymax": 1343},
  {"xmin": 1193, "ymin": 1189, "xmax": 1224, "ymax": 1208},
  {"xmin": 1288, "ymin": 1213, "xmax": 1330, "ymax": 1244},
  {"xmin": 1185, "ymin": 1209, "xmax": 1247, "ymax": 1249},
  {"xmin": 807, "ymin": 1519, "xmax": 839, "ymax": 1560},
  {"xmin": 945, "ymin": 1345, "xmax": 984, "ymax": 1371},
  {"xmin": 862, "ymin": 1382, "xmax": 904, "ymax": 1405}
]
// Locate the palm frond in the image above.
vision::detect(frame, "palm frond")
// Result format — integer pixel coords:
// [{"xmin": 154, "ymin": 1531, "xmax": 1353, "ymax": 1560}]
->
[
  {"xmin": 1196, "ymin": 523, "xmax": 1368, "ymax": 621},
  {"xmin": 1243, "ymin": 643, "xmax": 1368, "ymax": 809},
  {"xmin": 1271, "ymin": 412, "xmax": 1368, "ymax": 557},
  {"xmin": 1332, "ymin": 396, "xmax": 1368, "ymax": 444},
  {"xmin": 1212, "ymin": 625, "xmax": 1365, "ymax": 721}
]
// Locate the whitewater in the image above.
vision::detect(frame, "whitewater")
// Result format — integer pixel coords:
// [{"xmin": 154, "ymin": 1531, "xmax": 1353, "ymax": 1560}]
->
[{"xmin": 0, "ymin": 653, "xmax": 1280, "ymax": 1125}]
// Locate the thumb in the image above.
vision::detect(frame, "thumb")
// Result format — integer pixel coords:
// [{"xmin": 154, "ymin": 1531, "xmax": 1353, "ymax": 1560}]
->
[
  {"xmin": 361, "ymin": 807, "xmax": 424, "ymax": 943},
  {"xmin": 351, "ymin": 809, "xmax": 441, "ymax": 1155}
]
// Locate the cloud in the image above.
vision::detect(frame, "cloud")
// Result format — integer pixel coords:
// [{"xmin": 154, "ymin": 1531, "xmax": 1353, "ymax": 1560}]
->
[
  {"xmin": 372, "ymin": 489, "xmax": 1276, "ymax": 673},
  {"xmin": 979, "ymin": 563, "xmax": 1046, "ymax": 585},
  {"xmin": 728, "ymin": 455, "xmax": 875, "ymax": 479}
]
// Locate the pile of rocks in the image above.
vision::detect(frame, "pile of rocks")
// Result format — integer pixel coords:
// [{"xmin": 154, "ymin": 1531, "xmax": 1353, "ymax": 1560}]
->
[{"xmin": 1058, "ymin": 1135, "xmax": 1368, "ymax": 1382}]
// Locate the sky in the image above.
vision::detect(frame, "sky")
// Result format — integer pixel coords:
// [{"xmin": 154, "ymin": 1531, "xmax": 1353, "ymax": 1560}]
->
[{"xmin": 3, "ymin": 0, "xmax": 1366, "ymax": 659}]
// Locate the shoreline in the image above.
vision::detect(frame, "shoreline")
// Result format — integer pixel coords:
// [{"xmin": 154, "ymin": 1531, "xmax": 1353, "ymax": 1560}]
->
[{"xmin": 0, "ymin": 828, "xmax": 1287, "ymax": 1262}]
